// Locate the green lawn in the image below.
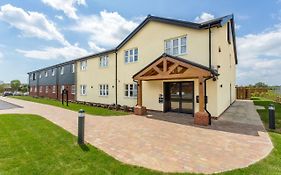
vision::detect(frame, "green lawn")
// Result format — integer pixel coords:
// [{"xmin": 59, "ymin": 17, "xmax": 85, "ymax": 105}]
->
[
  {"xmin": 251, "ymin": 97, "xmax": 281, "ymax": 133},
  {"xmin": 1, "ymin": 98, "xmax": 281, "ymax": 174},
  {"xmin": 11, "ymin": 96, "xmax": 128, "ymax": 116}
]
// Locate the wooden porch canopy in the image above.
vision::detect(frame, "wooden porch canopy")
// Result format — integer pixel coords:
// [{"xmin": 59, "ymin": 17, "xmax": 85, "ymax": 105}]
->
[{"xmin": 132, "ymin": 53, "xmax": 218, "ymax": 115}]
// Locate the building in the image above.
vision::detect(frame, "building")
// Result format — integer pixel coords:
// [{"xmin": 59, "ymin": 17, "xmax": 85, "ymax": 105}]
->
[
  {"xmin": 28, "ymin": 14, "xmax": 237, "ymax": 125},
  {"xmin": 29, "ymin": 60, "xmax": 76, "ymax": 101}
]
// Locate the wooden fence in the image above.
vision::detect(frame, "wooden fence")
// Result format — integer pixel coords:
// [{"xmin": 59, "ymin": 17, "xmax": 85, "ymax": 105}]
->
[{"xmin": 236, "ymin": 87, "xmax": 268, "ymax": 99}]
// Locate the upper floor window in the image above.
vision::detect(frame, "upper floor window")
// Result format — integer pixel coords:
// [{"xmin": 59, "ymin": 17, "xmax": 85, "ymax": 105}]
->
[
  {"xmin": 125, "ymin": 48, "xmax": 138, "ymax": 63},
  {"xmin": 100, "ymin": 55, "xmax": 108, "ymax": 67},
  {"xmin": 45, "ymin": 71, "xmax": 48, "ymax": 77},
  {"xmin": 72, "ymin": 64, "xmax": 75, "ymax": 73},
  {"xmin": 39, "ymin": 73, "xmax": 42, "ymax": 79},
  {"xmin": 124, "ymin": 83, "xmax": 137, "ymax": 98},
  {"xmin": 52, "ymin": 69, "xmax": 55, "ymax": 76},
  {"xmin": 165, "ymin": 36, "xmax": 187, "ymax": 56},
  {"xmin": 32, "ymin": 73, "xmax": 36, "ymax": 80},
  {"xmin": 80, "ymin": 60, "xmax": 87, "ymax": 70},
  {"xmin": 99, "ymin": 84, "xmax": 109, "ymax": 96},
  {"xmin": 60, "ymin": 66, "xmax": 64, "ymax": 75},
  {"xmin": 80, "ymin": 85, "xmax": 87, "ymax": 95}
]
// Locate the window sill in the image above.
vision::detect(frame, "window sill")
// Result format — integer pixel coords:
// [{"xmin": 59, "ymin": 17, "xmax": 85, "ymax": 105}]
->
[{"xmin": 124, "ymin": 96, "xmax": 137, "ymax": 99}]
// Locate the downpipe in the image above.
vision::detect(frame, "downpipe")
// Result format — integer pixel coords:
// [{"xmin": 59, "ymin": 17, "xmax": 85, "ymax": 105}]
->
[{"xmin": 204, "ymin": 76, "xmax": 213, "ymax": 125}]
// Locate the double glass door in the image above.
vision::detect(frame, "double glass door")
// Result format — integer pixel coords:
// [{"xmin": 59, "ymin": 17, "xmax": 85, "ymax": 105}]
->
[{"xmin": 164, "ymin": 82, "xmax": 194, "ymax": 114}]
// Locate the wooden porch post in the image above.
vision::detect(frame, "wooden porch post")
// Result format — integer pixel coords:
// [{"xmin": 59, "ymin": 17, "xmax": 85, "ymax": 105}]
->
[
  {"xmin": 194, "ymin": 76, "xmax": 209, "ymax": 126},
  {"xmin": 137, "ymin": 80, "xmax": 142, "ymax": 106},
  {"xmin": 134, "ymin": 79, "xmax": 147, "ymax": 115}
]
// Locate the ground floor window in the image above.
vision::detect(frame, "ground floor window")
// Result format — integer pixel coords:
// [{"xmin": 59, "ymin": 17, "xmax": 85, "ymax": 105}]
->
[
  {"xmin": 99, "ymin": 84, "xmax": 109, "ymax": 96},
  {"xmin": 124, "ymin": 83, "xmax": 137, "ymax": 97},
  {"xmin": 39, "ymin": 86, "xmax": 42, "ymax": 93},
  {"xmin": 30, "ymin": 87, "xmax": 33, "ymax": 92},
  {"xmin": 80, "ymin": 85, "xmax": 87, "ymax": 96},
  {"xmin": 71, "ymin": 85, "xmax": 76, "ymax": 95},
  {"xmin": 34, "ymin": 87, "xmax": 37, "ymax": 93},
  {"xmin": 52, "ymin": 86, "xmax": 56, "ymax": 93},
  {"xmin": 45, "ymin": 86, "xmax": 48, "ymax": 93},
  {"xmin": 61, "ymin": 85, "xmax": 65, "ymax": 94}
]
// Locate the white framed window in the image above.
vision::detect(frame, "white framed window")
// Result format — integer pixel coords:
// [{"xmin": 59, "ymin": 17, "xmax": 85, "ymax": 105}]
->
[
  {"xmin": 34, "ymin": 87, "xmax": 37, "ymax": 92},
  {"xmin": 71, "ymin": 85, "xmax": 76, "ymax": 94},
  {"xmin": 124, "ymin": 83, "xmax": 137, "ymax": 97},
  {"xmin": 52, "ymin": 85, "xmax": 56, "ymax": 93},
  {"xmin": 99, "ymin": 84, "xmax": 109, "ymax": 96},
  {"xmin": 165, "ymin": 36, "xmax": 187, "ymax": 55},
  {"xmin": 45, "ymin": 86, "xmax": 48, "ymax": 93},
  {"xmin": 80, "ymin": 85, "xmax": 87, "ymax": 95},
  {"xmin": 72, "ymin": 64, "xmax": 75, "ymax": 73},
  {"xmin": 80, "ymin": 60, "xmax": 87, "ymax": 70},
  {"xmin": 45, "ymin": 71, "xmax": 48, "ymax": 77},
  {"xmin": 39, "ymin": 86, "xmax": 42, "ymax": 93},
  {"xmin": 52, "ymin": 69, "xmax": 55, "ymax": 76},
  {"xmin": 61, "ymin": 85, "xmax": 65, "ymax": 94},
  {"xmin": 125, "ymin": 48, "xmax": 138, "ymax": 63},
  {"xmin": 60, "ymin": 66, "xmax": 64, "ymax": 75},
  {"xmin": 100, "ymin": 55, "xmax": 109, "ymax": 68},
  {"xmin": 30, "ymin": 87, "xmax": 33, "ymax": 92},
  {"xmin": 39, "ymin": 73, "xmax": 42, "ymax": 79},
  {"xmin": 32, "ymin": 73, "xmax": 36, "ymax": 80}
]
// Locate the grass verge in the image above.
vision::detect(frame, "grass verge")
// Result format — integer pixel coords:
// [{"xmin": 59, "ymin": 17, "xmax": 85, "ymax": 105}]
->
[{"xmin": 10, "ymin": 96, "xmax": 128, "ymax": 116}]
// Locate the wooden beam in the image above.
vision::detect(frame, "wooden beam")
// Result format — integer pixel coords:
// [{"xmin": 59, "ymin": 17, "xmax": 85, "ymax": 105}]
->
[
  {"xmin": 163, "ymin": 59, "xmax": 167, "ymax": 72},
  {"xmin": 198, "ymin": 76, "xmax": 205, "ymax": 112},
  {"xmin": 137, "ymin": 80, "xmax": 142, "ymax": 106}
]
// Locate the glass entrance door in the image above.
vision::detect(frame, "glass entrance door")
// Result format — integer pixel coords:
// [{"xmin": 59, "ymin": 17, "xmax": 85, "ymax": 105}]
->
[{"xmin": 164, "ymin": 82, "xmax": 194, "ymax": 114}]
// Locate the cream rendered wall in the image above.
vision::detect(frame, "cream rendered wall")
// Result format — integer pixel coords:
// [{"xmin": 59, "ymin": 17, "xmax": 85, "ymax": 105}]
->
[
  {"xmin": 76, "ymin": 52, "xmax": 116, "ymax": 104},
  {"xmin": 211, "ymin": 23, "xmax": 236, "ymax": 116},
  {"xmin": 116, "ymin": 21, "xmax": 210, "ymax": 108}
]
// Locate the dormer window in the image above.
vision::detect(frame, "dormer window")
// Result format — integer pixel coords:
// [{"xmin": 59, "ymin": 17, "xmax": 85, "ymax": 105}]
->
[
  {"xmin": 45, "ymin": 71, "xmax": 48, "ymax": 77},
  {"xmin": 165, "ymin": 36, "xmax": 187, "ymax": 56}
]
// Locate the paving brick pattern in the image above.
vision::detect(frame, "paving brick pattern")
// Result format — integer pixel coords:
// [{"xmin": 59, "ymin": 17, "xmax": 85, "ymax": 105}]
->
[{"xmin": 0, "ymin": 97, "xmax": 273, "ymax": 174}]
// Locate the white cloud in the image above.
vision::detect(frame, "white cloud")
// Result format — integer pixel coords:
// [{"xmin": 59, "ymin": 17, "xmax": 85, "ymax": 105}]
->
[
  {"xmin": 55, "ymin": 15, "xmax": 64, "ymax": 20},
  {"xmin": 235, "ymin": 24, "xmax": 241, "ymax": 30},
  {"xmin": 88, "ymin": 41, "xmax": 105, "ymax": 53},
  {"xmin": 70, "ymin": 10, "xmax": 139, "ymax": 48},
  {"xmin": 0, "ymin": 4, "xmax": 69, "ymax": 46},
  {"xmin": 194, "ymin": 12, "xmax": 215, "ymax": 23},
  {"xmin": 237, "ymin": 24, "xmax": 281, "ymax": 85},
  {"xmin": 16, "ymin": 44, "xmax": 89, "ymax": 60},
  {"xmin": 42, "ymin": 0, "xmax": 86, "ymax": 19}
]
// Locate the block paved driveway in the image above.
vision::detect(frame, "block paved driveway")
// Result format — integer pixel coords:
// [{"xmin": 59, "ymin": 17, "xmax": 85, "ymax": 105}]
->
[{"xmin": 0, "ymin": 97, "xmax": 273, "ymax": 174}]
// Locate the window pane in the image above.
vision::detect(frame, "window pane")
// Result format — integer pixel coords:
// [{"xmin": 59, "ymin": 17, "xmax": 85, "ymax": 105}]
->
[
  {"xmin": 165, "ymin": 40, "xmax": 171, "ymax": 49},
  {"xmin": 181, "ymin": 37, "xmax": 186, "ymax": 46},
  {"xmin": 181, "ymin": 46, "xmax": 186, "ymax": 54},
  {"xmin": 173, "ymin": 48, "xmax": 178, "ymax": 55},
  {"xmin": 173, "ymin": 39, "xmax": 178, "ymax": 47}
]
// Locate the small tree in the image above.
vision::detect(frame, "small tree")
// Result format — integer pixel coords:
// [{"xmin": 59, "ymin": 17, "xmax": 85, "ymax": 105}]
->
[{"xmin": 10, "ymin": 80, "xmax": 21, "ymax": 91}]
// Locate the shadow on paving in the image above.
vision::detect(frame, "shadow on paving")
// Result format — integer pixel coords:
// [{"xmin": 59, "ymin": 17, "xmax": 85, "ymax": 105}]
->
[{"xmin": 146, "ymin": 101, "xmax": 266, "ymax": 136}]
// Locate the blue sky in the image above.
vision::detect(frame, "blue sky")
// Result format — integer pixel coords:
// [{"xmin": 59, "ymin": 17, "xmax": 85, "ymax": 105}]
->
[{"xmin": 0, "ymin": 0, "xmax": 281, "ymax": 85}]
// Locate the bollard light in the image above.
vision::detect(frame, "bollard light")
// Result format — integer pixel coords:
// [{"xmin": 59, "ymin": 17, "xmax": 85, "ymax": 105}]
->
[
  {"xmin": 268, "ymin": 104, "xmax": 275, "ymax": 130},
  {"xmin": 78, "ymin": 109, "xmax": 85, "ymax": 144}
]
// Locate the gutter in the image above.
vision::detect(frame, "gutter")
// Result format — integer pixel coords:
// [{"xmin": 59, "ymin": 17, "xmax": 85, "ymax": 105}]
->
[
  {"xmin": 115, "ymin": 51, "xmax": 118, "ymax": 105},
  {"xmin": 204, "ymin": 76, "xmax": 213, "ymax": 125}
]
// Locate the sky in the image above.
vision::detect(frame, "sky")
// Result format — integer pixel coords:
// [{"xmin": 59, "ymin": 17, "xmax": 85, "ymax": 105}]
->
[{"xmin": 0, "ymin": 0, "xmax": 281, "ymax": 85}]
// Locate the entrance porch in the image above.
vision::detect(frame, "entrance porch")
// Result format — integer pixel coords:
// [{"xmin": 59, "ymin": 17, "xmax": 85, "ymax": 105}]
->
[{"xmin": 133, "ymin": 53, "xmax": 218, "ymax": 126}]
